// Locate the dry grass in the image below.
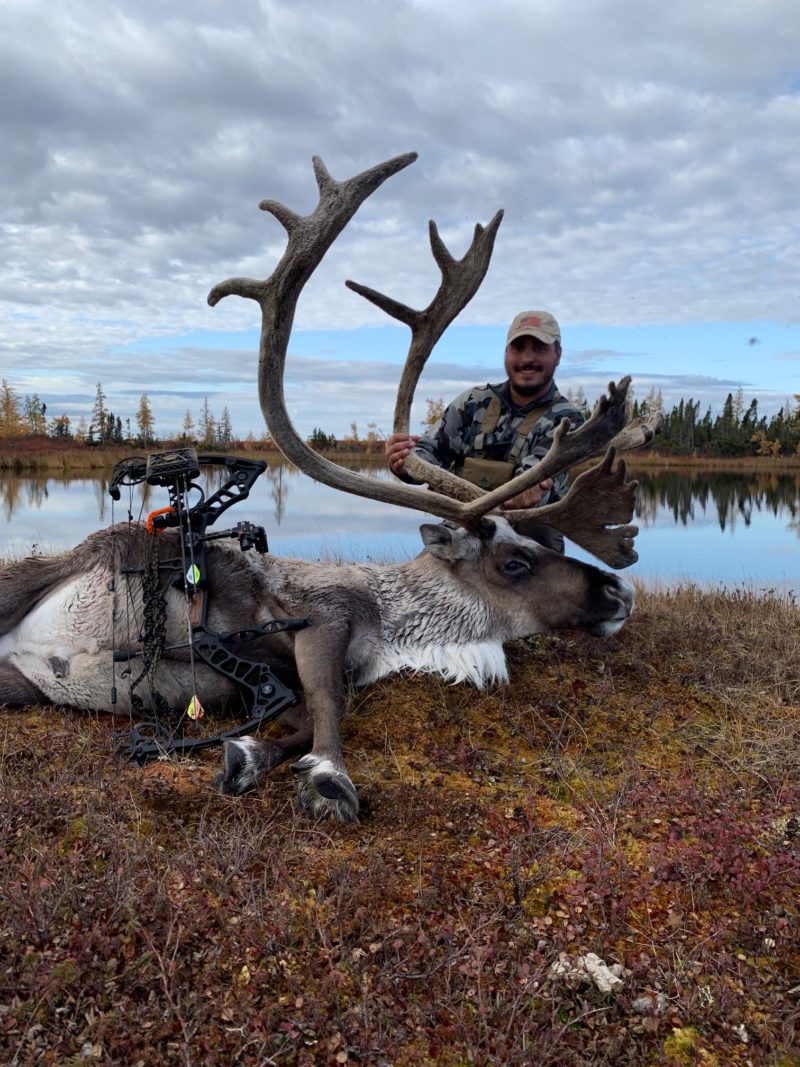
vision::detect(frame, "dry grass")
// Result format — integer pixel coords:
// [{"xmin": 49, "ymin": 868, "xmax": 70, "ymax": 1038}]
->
[
  {"xmin": 0, "ymin": 443, "xmax": 136, "ymax": 473},
  {"xmin": 1, "ymin": 585, "xmax": 799, "ymax": 1065}
]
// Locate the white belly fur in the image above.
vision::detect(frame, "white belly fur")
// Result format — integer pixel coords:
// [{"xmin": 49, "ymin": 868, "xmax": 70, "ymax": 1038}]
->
[{"xmin": 0, "ymin": 570, "xmax": 113, "ymax": 676}]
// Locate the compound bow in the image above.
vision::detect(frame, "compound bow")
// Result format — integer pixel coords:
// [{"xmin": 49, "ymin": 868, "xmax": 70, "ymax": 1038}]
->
[{"xmin": 108, "ymin": 447, "xmax": 309, "ymax": 764}]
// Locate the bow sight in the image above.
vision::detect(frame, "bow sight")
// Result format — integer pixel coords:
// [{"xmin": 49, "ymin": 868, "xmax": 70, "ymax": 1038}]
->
[{"xmin": 109, "ymin": 447, "xmax": 309, "ymax": 764}]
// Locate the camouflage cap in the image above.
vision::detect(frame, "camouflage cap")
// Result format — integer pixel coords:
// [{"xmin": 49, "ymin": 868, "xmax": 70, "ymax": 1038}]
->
[{"xmin": 506, "ymin": 310, "xmax": 561, "ymax": 346}]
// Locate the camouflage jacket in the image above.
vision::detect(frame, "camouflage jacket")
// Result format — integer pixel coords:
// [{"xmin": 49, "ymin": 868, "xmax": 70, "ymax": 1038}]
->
[{"xmin": 409, "ymin": 380, "xmax": 585, "ymax": 504}]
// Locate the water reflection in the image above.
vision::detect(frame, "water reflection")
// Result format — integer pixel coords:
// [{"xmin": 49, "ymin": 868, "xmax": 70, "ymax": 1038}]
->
[
  {"xmin": 633, "ymin": 470, "xmax": 800, "ymax": 532},
  {"xmin": 0, "ymin": 470, "xmax": 50, "ymax": 522},
  {"xmin": 263, "ymin": 464, "xmax": 289, "ymax": 525},
  {"xmin": 4, "ymin": 463, "xmax": 799, "ymax": 534},
  {"xmin": 1, "ymin": 462, "xmax": 798, "ymax": 590}
]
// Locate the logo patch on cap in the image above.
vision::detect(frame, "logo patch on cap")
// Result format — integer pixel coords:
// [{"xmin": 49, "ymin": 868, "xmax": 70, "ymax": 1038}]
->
[{"xmin": 506, "ymin": 310, "xmax": 560, "ymax": 344}]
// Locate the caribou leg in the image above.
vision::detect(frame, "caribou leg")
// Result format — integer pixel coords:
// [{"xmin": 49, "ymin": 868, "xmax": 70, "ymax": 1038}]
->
[
  {"xmin": 287, "ymin": 625, "xmax": 359, "ymax": 823},
  {"xmin": 215, "ymin": 624, "xmax": 359, "ymax": 824}
]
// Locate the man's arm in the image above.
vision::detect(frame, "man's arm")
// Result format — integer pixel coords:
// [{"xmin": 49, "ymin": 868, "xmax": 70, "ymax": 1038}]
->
[{"xmin": 385, "ymin": 389, "xmax": 473, "ymax": 482}]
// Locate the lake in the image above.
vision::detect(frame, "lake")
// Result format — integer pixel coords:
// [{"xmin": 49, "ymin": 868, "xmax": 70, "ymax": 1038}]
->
[{"xmin": 1, "ymin": 462, "xmax": 798, "ymax": 594}]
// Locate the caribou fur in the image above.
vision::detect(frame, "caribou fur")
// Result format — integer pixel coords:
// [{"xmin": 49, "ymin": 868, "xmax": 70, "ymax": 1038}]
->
[{"xmin": 0, "ymin": 517, "xmax": 634, "ymax": 822}]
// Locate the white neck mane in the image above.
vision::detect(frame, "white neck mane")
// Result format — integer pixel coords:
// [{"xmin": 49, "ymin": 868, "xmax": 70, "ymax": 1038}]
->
[{"xmin": 348, "ymin": 559, "xmax": 511, "ymax": 689}]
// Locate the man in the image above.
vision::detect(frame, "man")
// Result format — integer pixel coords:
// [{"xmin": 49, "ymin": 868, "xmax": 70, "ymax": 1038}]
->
[{"xmin": 384, "ymin": 310, "xmax": 584, "ymax": 553}]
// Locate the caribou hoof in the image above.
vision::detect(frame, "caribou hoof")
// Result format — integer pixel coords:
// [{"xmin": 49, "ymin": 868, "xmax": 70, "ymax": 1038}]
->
[
  {"xmin": 292, "ymin": 754, "xmax": 360, "ymax": 823},
  {"xmin": 215, "ymin": 736, "xmax": 297, "ymax": 795},
  {"xmin": 215, "ymin": 737, "xmax": 265, "ymax": 795}
]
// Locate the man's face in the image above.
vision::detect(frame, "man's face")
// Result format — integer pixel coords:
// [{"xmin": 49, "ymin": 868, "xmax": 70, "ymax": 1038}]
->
[{"xmin": 504, "ymin": 335, "xmax": 561, "ymax": 400}]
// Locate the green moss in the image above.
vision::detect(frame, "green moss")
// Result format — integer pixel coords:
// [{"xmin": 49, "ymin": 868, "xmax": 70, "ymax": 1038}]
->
[
  {"xmin": 60, "ymin": 814, "xmax": 90, "ymax": 853},
  {"xmin": 663, "ymin": 1026, "xmax": 702, "ymax": 1064}
]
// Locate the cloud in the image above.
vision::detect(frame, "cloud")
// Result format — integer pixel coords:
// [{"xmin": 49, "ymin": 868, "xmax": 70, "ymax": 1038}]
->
[
  {"xmin": 566, "ymin": 348, "xmax": 646, "ymax": 366},
  {"xmin": 1, "ymin": 0, "xmax": 799, "ymax": 434}
]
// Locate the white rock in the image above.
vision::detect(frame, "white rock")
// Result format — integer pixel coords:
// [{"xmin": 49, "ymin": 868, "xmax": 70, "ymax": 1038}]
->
[
  {"xmin": 547, "ymin": 952, "xmax": 625, "ymax": 995},
  {"xmin": 632, "ymin": 992, "xmax": 668, "ymax": 1015}
]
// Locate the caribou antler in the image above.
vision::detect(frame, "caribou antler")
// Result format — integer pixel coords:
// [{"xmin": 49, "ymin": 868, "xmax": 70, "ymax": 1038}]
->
[
  {"xmin": 346, "ymin": 211, "xmax": 504, "ymax": 433},
  {"xmin": 209, "ymin": 152, "xmax": 649, "ymax": 567},
  {"xmin": 501, "ymin": 410, "xmax": 665, "ymax": 565},
  {"xmin": 209, "ymin": 153, "xmax": 493, "ymax": 528},
  {"xmin": 506, "ymin": 451, "xmax": 640, "ymax": 567}
]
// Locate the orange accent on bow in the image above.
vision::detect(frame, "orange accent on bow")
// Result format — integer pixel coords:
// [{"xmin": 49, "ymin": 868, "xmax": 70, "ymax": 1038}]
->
[{"xmin": 146, "ymin": 506, "xmax": 176, "ymax": 534}]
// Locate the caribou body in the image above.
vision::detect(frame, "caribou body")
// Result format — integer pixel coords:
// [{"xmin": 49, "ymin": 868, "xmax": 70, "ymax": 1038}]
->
[
  {"xmin": 0, "ymin": 518, "xmax": 633, "ymax": 822},
  {"xmin": 0, "ymin": 152, "xmax": 658, "ymax": 822}
]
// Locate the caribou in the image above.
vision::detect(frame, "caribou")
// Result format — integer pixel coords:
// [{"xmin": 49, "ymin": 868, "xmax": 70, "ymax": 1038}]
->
[{"xmin": 0, "ymin": 152, "xmax": 660, "ymax": 822}]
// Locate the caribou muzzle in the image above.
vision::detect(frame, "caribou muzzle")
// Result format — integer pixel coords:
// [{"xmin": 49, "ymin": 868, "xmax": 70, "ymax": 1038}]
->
[{"xmin": 582, "ymin": 571, "xmax": 636, "ymax": 636}]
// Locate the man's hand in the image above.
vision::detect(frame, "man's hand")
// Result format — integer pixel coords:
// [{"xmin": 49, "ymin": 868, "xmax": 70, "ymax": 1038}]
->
[
  {"xmin": 385, "ymin": 432, "xmax": 420, "ymax": 475},
  {"xmin": 502, "ymin": 478, "xmax": 554, "ymax": 510}
]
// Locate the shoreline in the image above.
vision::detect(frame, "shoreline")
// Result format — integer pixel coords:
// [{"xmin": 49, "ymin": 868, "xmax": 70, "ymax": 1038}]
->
[{"xmin": 2, "ymin": 442, "xmax": 800, "ymax": 474}]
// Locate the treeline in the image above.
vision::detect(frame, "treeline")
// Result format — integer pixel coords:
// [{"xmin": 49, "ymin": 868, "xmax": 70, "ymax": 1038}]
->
[
  {"xmin": 0, "ymin": 377, "xmax": 388, "ymax": 453},
  {"xmin": 0, "ymin": 380, "xmax": 252, "ymax": 450},
  {"xmin": 645, "ymin": 389, "xmax": 800, "ymax": 457},
  {"xmin": 564, "ymin": 386, "xmax": 800, "ymax": 457},
  {"xmin": 1, "ymin": 379, "xmax": 156, "ymax": 446},
  {"xmin": 3, "ymin": 376, "xmax": 799, "ymax": 458}
]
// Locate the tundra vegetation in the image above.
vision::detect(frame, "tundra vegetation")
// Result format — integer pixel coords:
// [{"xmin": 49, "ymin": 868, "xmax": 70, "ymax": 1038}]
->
[{"xmin": 0, "ymin": 582, "xmax": 798, "ymax": 1065}]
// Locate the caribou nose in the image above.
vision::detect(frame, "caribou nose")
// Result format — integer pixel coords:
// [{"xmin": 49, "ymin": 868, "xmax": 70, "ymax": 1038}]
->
[
  {"xmin": 586, "ymin": 573, "xmax": 636, "ymax": 636},
  {"xmin": 611, "ymin": 575, "xmax": 636, "ymax": 617}
]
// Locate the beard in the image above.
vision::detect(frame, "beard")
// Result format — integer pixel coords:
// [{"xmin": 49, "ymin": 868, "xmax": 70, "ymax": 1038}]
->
[{"xmin": 512, "ymin": 371, "xmax": 554, "ymax": 398}]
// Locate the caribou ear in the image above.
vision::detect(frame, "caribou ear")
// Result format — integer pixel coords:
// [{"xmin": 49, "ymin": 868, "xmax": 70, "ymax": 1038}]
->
[
  {"xmin": 420, "ymin": 522, "xmax": 453, "ymax": 546},
  {"xmin": 419, "ymin": 522, "xmax": 457, "ymax": 560},
  {"xmin": 419, "ymin": 522, "xmax": 479, "ymax": 562}
]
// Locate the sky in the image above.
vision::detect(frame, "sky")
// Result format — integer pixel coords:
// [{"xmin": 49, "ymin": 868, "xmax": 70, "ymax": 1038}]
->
[{"xmin": 3, "ymin": 0, "xmax": 800, "ymax": 440}]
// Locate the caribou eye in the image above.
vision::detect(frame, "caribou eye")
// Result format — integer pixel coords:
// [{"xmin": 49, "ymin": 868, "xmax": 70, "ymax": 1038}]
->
[{"xmin": 502, "ymin": 558, "xmax": 531, "ymax": 577}]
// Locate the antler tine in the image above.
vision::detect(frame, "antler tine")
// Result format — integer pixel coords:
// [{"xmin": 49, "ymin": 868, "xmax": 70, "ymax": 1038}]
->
[
  {"xmin": 504, "ymin": 449, "xmax": 639, "ymax": 569},
  {"xmin": 346, "ymin": 211, "xmax": 505, "ymax": 434},
  {"xmin": 607, "ymin": 410, "xmax": 665, "ymax": 452},
  {"xmin": 209, "ymin": 151, "xmax": 419, "ymax": 308},
  {"xmin": 346, "ymin": 210, "xmax": 504, "ymax": 502},
  {"xmin": 208, "ymin": 153, "xmax": 509, "ymax": 527}
]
